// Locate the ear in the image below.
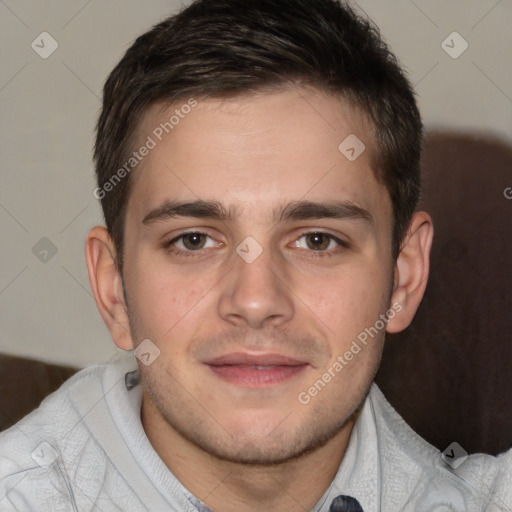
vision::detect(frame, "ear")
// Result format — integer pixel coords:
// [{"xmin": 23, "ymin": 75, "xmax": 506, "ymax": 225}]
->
[
  {"xmin": 85, "ymin": 226, "xmax": 133, "ymax": 350},
  {"xmin": 386, "ymin": 211, "xmax": 434, "ymax": 333}
]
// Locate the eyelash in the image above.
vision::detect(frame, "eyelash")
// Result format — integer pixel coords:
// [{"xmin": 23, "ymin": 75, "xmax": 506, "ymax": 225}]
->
[
  {"xmin": 164, "ymin": 231, "xmax": 349, "ymax": 258},
  {"xmin": 164, "ymin": 232, "xmax": 218, "ymax": 258}
]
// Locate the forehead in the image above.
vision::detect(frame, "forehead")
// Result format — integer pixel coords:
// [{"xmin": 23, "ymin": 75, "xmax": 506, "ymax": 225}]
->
[{"xmin": 127, "ymin": 87, "xmax": 388, "ymax": 222}]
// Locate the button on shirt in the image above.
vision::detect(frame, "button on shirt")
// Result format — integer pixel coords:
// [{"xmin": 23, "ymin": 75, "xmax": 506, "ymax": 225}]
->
[{"xmin": 0, "ymin": 357, "xmax": 510, "ymax": 511}]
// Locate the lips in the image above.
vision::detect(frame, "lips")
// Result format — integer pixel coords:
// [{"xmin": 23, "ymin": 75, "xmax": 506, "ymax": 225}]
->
[
  {"xmin": 206, "ymin": 352, "xmax": 307, "ymax": 366},
  {"xmin": 205, "ymin": 352, "xmax": 309, "ymax": 387}
]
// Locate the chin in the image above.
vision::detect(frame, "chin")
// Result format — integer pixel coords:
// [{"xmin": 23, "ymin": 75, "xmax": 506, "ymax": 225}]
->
[
  {"xmin": 189, "ymin": 429, "xmax": 317, "ymax": 466},
  {"xmin": 167, "ymin": 404, "xmax": 352, "ymax": 466}
]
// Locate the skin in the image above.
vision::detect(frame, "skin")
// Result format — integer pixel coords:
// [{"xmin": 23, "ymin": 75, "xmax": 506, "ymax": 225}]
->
[{"xmin": 86, "ymin": 87, "xmax": 433, "ymax": 511}]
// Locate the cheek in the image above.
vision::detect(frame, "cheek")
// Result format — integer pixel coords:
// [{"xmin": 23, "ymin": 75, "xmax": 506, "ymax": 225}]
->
[
  {"xmin": 295, "ymin": 261, "xmax": 390, "ymax": 335},
  {"xmin": 126, "ymin": 255, "xmax": 212, "ymax": 341}
]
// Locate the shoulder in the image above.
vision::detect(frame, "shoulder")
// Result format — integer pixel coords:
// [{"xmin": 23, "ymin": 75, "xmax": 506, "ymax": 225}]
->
[
  {"xmin": 0, "ymin": 361, "xmax": 137, "ymax": 511},
  {"xmin": 0, "ymin": 364, "xmax": 107, "ymax": 462},
  {"xmin": 369, "ymin": 384, "xmax": 511, "ymax": 511}
]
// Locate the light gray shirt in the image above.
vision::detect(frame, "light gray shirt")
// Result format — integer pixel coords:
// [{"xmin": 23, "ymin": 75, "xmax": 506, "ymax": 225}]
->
[{"xmin": 0, "ymin": 357, "xmax": 510, "ymax": 511}]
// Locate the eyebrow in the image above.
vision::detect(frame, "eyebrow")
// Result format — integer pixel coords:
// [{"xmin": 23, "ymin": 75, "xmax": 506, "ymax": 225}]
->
[
  {"xmin": 142, "ymin": 199, "xmax": 373, "ymax": 226},
  {"xmin": 142, "ymin": 200, "xmax": 235, "ymax": 225},
  {"xmin": 277, "ymin": 200, "xmax": 373, "ymax": 225}
]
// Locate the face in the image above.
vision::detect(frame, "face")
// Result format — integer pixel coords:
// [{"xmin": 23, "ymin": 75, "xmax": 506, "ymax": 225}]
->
[{"xmin": 121, "ymin": 87, "xmax": 395, "ymax": 464}]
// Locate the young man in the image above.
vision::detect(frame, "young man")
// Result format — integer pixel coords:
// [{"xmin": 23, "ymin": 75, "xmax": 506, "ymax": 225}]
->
[{"xmin": 0, "ymin": 0, "xmax": 510, "ymax": 510}]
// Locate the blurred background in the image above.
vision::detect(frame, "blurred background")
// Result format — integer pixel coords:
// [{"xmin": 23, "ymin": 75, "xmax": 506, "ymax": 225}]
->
[{"xmin": 1, "ymin": 0, "xmax": 511, "ymax": 367}]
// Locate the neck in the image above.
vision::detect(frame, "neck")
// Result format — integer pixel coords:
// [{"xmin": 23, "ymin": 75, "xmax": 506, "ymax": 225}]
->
[{"xmin": 141, "ymin": 392, "xmax": 357, "ymax": 512}]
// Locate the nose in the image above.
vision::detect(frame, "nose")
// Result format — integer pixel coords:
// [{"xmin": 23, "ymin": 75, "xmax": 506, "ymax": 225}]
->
[{"xmin": 217, "ymin": 240, "xmax": 295, "ymax": 329}]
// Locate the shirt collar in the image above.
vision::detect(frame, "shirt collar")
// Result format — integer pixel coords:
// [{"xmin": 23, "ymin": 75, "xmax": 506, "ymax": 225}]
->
[{"xmin": 312, "ymin": 383, "xmax": 381, "ymax": 512}]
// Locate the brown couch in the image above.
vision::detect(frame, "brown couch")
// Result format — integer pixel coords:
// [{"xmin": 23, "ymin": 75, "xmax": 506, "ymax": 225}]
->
[
  {"xmin": 1, "ymin": 132, "xmax": 511, "ymax": 455},
  {"xmin": 375, "ymin": 132, "xmax": 512, "ymax": 455}
]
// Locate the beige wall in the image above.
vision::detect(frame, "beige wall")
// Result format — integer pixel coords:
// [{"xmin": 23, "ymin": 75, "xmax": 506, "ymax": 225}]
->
[{"xmin": 1, "ymin": 0, "xmax": 511, "ymax": 367}]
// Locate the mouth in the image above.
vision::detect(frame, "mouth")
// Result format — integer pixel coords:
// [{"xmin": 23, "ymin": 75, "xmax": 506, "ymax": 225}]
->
[{"xmin": 204, "ymin": 352, "xmax": 309, "ymax": 388}]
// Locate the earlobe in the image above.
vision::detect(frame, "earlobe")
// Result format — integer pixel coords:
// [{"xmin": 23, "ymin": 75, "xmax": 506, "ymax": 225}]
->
[
  {"xmin": 85, "ymin": 226, "xmax": 133, "ymax": 350},
  {"xmin": 386, "ymin": 212, "xmax": 434, "ymax": 333}
]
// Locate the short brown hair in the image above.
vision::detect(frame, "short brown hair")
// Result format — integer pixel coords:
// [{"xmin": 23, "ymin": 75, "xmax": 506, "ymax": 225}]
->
[{"xmin": 94, "ymin": 0, "xmax": 422, "ymax": 270}]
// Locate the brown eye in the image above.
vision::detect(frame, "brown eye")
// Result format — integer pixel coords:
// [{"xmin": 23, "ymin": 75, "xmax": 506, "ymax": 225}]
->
[
  {"xmin": 292, "ymin": 231, "xmax": 348, "ymax": 256},
  {"xmin": 166, "ymin": 231, "xmax": 218, "ymax": 253},
  {"xmin": 305, "ymin": 232, "xmax": 331, "ymax": 251},
  {"xmin": 181, "ymin": 232, "xmax": 207, "ymax": 250}
]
